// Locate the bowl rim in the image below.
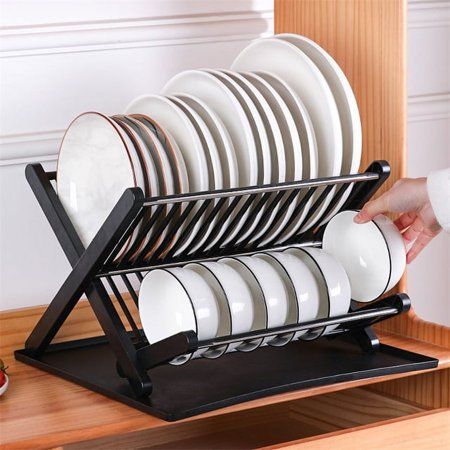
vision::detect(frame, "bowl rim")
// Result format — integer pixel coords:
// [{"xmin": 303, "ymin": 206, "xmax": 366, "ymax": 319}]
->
[
  {"xmin": 284, "ymin": 246, "xmax": 330, "ymax": 340},
  {"xmin": 323, "ymin": 209, "xmax": 392, "ymax": 302}
]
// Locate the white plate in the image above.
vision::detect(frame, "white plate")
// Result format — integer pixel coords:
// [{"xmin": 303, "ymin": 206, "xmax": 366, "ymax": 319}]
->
[
  {"xmin": 277, "ymin": 34, "xmax": 362, "ymax": 226},
  {"xmin": 125, "ymin": 95, "xmax": 208, "ymax": 256},
  {"xmin": 253, "ymin": 71, "xmax": 319, "ymax": 243},
  {"xmin": 220, "ymin": 69, "xmax": 286, "ymax": 245},
  {"xmin": 238, "ymin": 71, "xmax": 304, "ymax": 245},
  {"xmin": 125, "ymin": 116, "xmax": 178, "ymax": 257},
  {"xmin": 174, "ymin": 94, "xmax": 238, "ymax": 191},
  {"xmin": 125, "ymin": 95, "xmax": 208, "ymax": 194},
  {"xmin": 232, "ymin": 38, "xmax": 342, "ymax": 232},
  {"xmin": 163, "ymin": 70, "xmax": 258, "ymax": 188},
  {"xmin": 173, "ymin": 93, "xmax": 239, "ymax": 252},
  {"xmin": 57, "ymin": 112, "xmax": 137, "ymax": 249},
  {"xmin": 131, "ymin": 115, "xmax": 189, "ymax": 198},
  {"xmin": 113, "ymin": 116, "xmax": 162, "ymax": 258},
  {"xmin": 168, "ymin": 95, "xmax": 223, "ymax": 254},
  {"xmin": 204, "ymin": 69, "xmax": 271, "ymax": 246}
]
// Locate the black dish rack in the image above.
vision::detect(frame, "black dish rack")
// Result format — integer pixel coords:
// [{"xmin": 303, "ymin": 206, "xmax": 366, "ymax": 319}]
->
[{"xmin": 15, "ymin": 160, "xmax": 438, "ymax": 421}]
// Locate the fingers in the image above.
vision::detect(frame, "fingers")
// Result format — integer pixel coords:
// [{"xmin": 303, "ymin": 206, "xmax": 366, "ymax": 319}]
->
[
  {"xmin": 354, "ymin": 193, "xmax": 389, "ymax": 223},
  {"xmin": 394, "ymin": 212, "xmax": 417, "ymax": 231},
  {"xmin": 402, "ymin": 216, "xmax": 424, "ymax": 243},
  {"xmin": 406, "ymin": 228, "xmax": 437, "ymax": 263}
]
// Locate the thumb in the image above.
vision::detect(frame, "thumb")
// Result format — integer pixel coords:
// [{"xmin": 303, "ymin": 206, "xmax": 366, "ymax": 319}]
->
[{"xmin": 354, "ymin": 193, "xmax": 389, "ymax": 224}]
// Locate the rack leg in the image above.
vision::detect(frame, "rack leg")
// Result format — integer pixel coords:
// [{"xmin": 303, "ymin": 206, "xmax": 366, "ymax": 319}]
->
[
  {"xmin": 351, "ymin": 326, "xmax": 380, "ymax": 353},
  {"xmin": 24, "ymin": 164, "xmax": 152, "ymax": 397}
]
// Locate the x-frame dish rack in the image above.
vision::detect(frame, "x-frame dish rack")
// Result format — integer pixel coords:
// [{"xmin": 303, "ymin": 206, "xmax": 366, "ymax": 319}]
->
[{"xmin": 15, "ymin": 160, "xmax": 438, "ymax": 421}]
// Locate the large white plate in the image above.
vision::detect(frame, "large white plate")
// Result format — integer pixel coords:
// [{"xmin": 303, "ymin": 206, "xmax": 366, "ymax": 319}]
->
[
  {"xmin": 57, "ymin": 112, "xmax": 137, "ymax": 248},
  {"xmin": 278, "ymin": 34, "xmax": 362, "ymax": 226},
  {"xmin": 163, "ymin": 70, "xmax": 258, "ymax": 188},
  {"xmin": 163, "ymin": 70, "xmax": 260, "ymax": 248},
  {"xmin": 239, "ymin": 71, "xmax": 305, "ymax": 245},
  {"xmin": 205, "ymin": 69, "xmax": 271, "ymax": 245},
  {"xmin": 231, "ymin": 71, "xmax": 299, "ymax": 244},
  {"xmin": 254, "ymin": 71, "xmax": 318, "ymax": 243},
  {"xmin": 173, "ymin": 93, "xmax": 239, "ymax": 251},
  {"xmin": 232, "ymin": 38, "xmax": 342, "ymax": 232},
  {"xmin": 168, "ymin": 95, "xmax": 223, "ymax": 254},
  {"xmin": 218, "ymin": 69, "xmax": 285, "ymax": 244}
]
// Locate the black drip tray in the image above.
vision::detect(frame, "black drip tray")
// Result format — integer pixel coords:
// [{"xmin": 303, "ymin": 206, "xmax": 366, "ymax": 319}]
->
[{"xmin": 15, "ymin": 336, "xmax": 437, "ymax": 421}]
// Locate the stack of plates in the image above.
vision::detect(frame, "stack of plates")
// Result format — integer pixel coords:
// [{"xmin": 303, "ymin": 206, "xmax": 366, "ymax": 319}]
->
[{"xmin": 57, "ymin": 34, "xmax": 361, "ymax": 258}]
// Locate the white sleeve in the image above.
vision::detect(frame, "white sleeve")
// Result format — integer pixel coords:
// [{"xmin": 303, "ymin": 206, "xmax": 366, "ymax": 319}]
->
[{"xmin": 427, "ymin": 168, "xmax": 450, "ymax": 232}]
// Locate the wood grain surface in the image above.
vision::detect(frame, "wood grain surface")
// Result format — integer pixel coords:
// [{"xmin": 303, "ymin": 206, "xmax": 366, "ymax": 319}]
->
[{"xmin": 1, "ymin": 300, "xmax": 448, "ymax": 449}]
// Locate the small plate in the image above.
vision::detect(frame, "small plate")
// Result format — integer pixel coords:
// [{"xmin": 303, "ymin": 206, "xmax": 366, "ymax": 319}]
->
[{"xmin": 125, "ymin": 95, "xmax": 208, "ymax": 256}]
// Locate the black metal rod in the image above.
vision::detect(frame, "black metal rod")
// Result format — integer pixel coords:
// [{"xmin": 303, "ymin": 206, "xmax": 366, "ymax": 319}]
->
[
  {"xmin": 142, "ymin": 172, "xmax": 379, "ymax": 206},
  {"xmin": 183, "ymin": 196, "xmax": 228, "ymax": 255},
  {"xmin": 147, "ymin": 201, "xmax": 197, "ymax": 263},
  {"xmin": 163, "ymin": 199, "xmax": 213, "ymax": 259},
  {"xmin": 105, "ymin": 276, "xmax": 142, "ymax": 343},
  {"xmin": 135, "ymin": 294, "xmax": 407, "ymax": 369},
  {"xmin": 208, "ymin": 194, "xmax": 259, "ymax": 254},
  {"xmin": 252, "ymin": 187, "xmax": 314, "ymax": 248},
  {"xmin": 121, "ymin": 274, "xmax": 139, "ymax": 307},
  {"xmin": 132, "ymin": 203, "xmax": 181, "ymax": 266},
  {"xmin": 221, "ymin": 191, "xmax": 274, "ymax": 251},
  {"xmin": 197, "ymin": 306, "xmax": 398, "ymax": 349},
  {"xmin": 105, "ymin": 207, "xmax": 147, "ymax": 266}
]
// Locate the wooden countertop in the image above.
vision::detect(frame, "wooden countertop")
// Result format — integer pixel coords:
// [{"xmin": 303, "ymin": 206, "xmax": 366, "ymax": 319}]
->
[
  {"xmin": 265, "ymin": 409, "xmax": 450, "ymax": 449},
  {"xmin": 1, "ymin": 332, "xmax": 449, "ymax": 449}
]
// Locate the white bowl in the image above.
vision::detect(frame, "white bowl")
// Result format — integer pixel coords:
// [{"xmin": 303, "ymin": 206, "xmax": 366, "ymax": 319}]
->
[
  {"xmin": 220, "ymin": 257, "xmax": 267, "ymax": 352},
  {"xmin": 323, "ymin": 210, "xmax": 406, "ymax": 302},
  {"xmin": 139, "ymin": 267, "xmax": 219, "ymax": 365},
  {"xmin": 252, "ymin": 253, "xmax": 297, "ymax": 346},
  {"xmin": 264, "ymin": 251, "xmax": 320, "ymax": 339},
  {"xmin": 286, "ymin": 247, "xmax": 351, "ymax": 335},
  {"xmin": 237, "ymin": 255, "xmax": 289, "ymax": 344},
  {"xmin": 199, "ymin": 261, "xmax": 254, "ymax": 352},
  {"xmin": 185, "ymin": 262, "xmax": 231, "ymax": 359}
]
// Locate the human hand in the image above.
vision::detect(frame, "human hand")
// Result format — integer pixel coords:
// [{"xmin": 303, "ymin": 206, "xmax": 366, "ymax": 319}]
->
[{"xmin": 354, "ymin": 178, "xmax": 442, "ymax": 263}]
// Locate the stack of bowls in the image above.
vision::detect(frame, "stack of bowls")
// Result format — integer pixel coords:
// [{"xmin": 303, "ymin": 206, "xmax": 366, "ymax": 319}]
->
[{"xmin": 139, "ymin": 247, "xmax": 352, "ymax": 364}]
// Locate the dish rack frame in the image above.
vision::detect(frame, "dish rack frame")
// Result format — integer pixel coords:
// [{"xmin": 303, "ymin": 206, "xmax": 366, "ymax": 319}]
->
[{"xmin": 15, "ymin": 160, "xmax": 438, "ymax": 421}]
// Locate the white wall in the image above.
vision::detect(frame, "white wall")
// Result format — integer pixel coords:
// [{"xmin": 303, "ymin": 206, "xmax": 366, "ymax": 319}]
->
[
  {"xmin": 0, "ymin": 0, "xmax": 274, "ymax": 310},
  {"xmin": 1, "ymin": 1, "xmax": 449, "ymax": 327},
  {"xmin": 406, "ymin": 0, "xmax": 450, "ymax": 326}
]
